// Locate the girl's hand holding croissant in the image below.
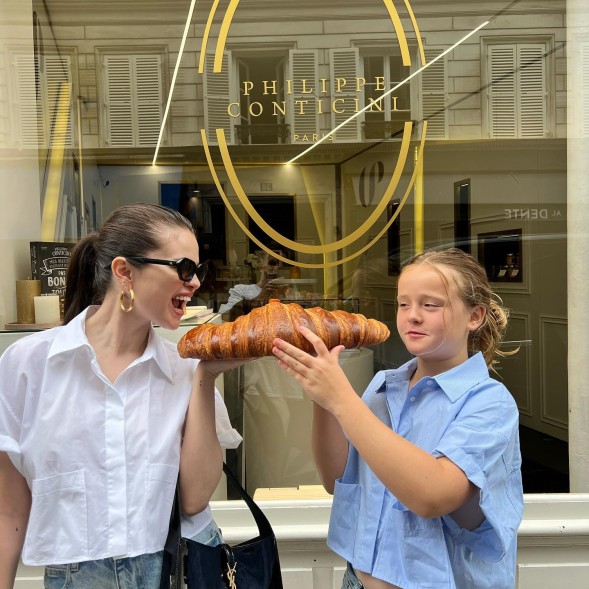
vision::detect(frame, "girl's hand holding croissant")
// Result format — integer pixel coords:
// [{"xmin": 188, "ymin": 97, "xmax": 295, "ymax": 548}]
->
[{"xmin": 272, "ymin": 326, "xmax": 356, "ymax": 414}]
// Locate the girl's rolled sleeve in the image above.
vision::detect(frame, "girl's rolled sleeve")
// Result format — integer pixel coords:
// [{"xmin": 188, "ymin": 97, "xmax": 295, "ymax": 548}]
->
[{"xmin": 433, "ymin": 398, "xmax": 523, "ymax": 562}]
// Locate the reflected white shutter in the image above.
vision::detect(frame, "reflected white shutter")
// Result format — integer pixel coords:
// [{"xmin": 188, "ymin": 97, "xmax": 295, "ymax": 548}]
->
[
  {"xmin": 518, "ymin": 44, "xmax": 546, "ymax": 137},
  {"xmin": 104, "ymin": 54, "xmax": 163, "ymax": 147},
  {"xmin": 330, "ymin": 48, "xmax": 360, "ymax": 142},
  {"xmin": 288, "ymin": 49, "xmax": 319, "ymax": 141},
  {"xmin": 488, "ymin": 43, "xmax": 547, "ymax": 138},
  {"xmin": 11, "ymin": 52, "xmax": 73, "ymax": 149},
  {"xmin": 488, "ymin": 45, "xmax": 517, "ymax": 138},
  {"xmin": 105, "ymin": 56, "xmax": 134, "ymax": 146},
  {"xmin": 204, "ymin": 52, "xmax": 232, "ymax": 145},
  {"xmin": 582, "ymin": 42, "xmax": 589, "ymax": 138},
  {"xmin": 44, "ymin": 54, "xmax": 73, "ymax": 148},
  {"xmin": 135, "ymin": 55, "xmax": 163, "ymax": 146},
  {"xmin": 12, "ymin": 53, "xmax": 44, "ymax": 148},
  {"xmin": 421, "ymin": 48, "xmax": 447, "ymax": 139}
]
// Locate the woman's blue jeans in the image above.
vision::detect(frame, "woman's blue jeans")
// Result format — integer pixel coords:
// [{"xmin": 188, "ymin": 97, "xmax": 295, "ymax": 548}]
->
[
  {"xmin": 44, "ymin": 520, "xmax": 224, "ymax": 588},
  {"xmin": 342, "ymin": 562, "xmax": 365, "ymax": 589},
  {"xmin": 44, "ymin": 552, "xmax": 164, "ymax": 589}
]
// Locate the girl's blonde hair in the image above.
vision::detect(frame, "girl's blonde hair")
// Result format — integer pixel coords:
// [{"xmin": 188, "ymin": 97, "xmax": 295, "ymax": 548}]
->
[{"xmin": 402, "ymin": 247, "xmax": 516, "ymax": 368}]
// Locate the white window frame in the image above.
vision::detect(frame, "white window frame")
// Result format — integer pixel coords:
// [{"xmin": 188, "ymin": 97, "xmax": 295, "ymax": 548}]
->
[
  {"xmin": 203, "ymin": 43, "xmax": 295, "ymax": 145},
  {"xmin": 359, "ymin": 49, "xmax": 414, "ymax": 123},
  {"xmin": 482, "ymin": 36, "xmax": 554, "ymax": 139},
  {"xmin": 97, "ymin": 46, "xmax": 168, "ymax": 148}
]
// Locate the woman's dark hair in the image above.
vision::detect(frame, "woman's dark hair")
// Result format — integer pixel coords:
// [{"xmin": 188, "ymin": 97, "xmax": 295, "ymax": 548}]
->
[{"xmin": 63, "ymin": 203, "xmax": 194, "ymax": 324}]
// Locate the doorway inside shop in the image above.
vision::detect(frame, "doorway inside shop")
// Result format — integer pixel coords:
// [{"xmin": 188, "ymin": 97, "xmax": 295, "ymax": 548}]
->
[
  {"xmin": 160, "ymin": 182, "xmax": 226, "ymax": 261},
  {"xmin": 247, "ymin": 195, "xmax": 295, "ymax": 260}
]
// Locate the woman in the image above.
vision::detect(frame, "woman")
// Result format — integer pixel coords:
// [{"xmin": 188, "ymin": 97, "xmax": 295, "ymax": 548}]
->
[{"xmin": 0, "ymin": 203, "xmax": 242, "ymax": 588}]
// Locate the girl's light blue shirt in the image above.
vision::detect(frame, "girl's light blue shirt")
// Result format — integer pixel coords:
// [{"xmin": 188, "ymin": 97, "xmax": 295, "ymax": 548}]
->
[{"xmin": 327, "ymin": 352, "xmax": 523, "ymax": 589}]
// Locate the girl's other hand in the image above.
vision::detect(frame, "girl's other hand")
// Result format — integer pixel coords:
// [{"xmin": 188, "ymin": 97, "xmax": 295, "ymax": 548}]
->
[{"xmin": 272, "ymin": 325, "xmax": 353, "ymax": 413}]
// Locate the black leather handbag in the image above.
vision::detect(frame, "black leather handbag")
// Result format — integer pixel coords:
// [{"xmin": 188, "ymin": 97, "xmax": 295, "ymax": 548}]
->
[{"xmin": 161, "ymin": 463, "xmax": 283, "ymax": 589}]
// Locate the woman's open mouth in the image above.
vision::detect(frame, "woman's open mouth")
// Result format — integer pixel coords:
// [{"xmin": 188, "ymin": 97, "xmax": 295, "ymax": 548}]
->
[{"xmin": 172, "ymin": 295, "xmax": 191, "ymax": 316}]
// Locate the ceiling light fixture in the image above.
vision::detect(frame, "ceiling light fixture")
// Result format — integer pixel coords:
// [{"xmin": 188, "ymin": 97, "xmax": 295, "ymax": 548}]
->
[{"xmin": 152, "ymin": 0, "xmax": 197, "ymax": 166}]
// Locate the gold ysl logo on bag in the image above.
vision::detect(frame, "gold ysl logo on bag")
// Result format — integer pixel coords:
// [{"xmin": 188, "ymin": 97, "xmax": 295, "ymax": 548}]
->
[{"xmin": 226, "ymin": 562, "xmax": 237, "ymax": 589}]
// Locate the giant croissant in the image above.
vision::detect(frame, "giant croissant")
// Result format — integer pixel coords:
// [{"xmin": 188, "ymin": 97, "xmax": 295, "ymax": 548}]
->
[{"xmin": 178, "ymin": 299, "xmax": 390, "ymax": 359}]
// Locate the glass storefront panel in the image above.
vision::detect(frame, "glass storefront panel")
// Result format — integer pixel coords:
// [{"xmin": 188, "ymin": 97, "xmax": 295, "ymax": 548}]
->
[{"xmin": 2, "ymin": 0, "xmax": 585, "ymax": 499}]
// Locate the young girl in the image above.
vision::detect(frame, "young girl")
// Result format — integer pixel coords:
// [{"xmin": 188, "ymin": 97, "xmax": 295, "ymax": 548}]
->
[
  {"xmin": 272, "ymin": 248, "xmax": 523, "ymax": 589},
  {"xmin": 0, "ymin": 203, "xmax": 242, "ymax": 589}
]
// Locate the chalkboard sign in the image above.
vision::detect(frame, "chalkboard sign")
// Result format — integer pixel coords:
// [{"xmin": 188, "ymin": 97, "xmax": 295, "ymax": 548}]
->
[{"xmin": 30, "ymin": 242, "xmax": 76, "ymax": 297}]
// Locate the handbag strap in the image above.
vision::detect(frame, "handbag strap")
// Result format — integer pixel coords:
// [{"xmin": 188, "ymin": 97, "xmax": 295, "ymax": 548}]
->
[
  {"xmin": 163, "ymin": 463, "xmax": 274, "ymax": 567},
  {"xmin": 161, "ymin": 480, "xmax": 181, "ymax": 588},
  {"xmin": 221, "ymin": 462, "xmax": 275, "ymax": 539}
]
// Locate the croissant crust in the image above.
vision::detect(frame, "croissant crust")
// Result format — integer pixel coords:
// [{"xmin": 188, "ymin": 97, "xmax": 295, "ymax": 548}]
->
[{"xmin": 177, "ymin": 299, "xmax": 390, "ymax": 359}]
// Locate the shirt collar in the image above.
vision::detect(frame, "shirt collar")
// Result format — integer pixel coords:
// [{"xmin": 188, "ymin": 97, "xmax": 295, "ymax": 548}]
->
[
  {"xmin": 142, "ymin": 328, "xmax": 174, "ymax": 382},
  {"xmin": 376, "ymin": 352, "xmax": 489, "ymax": 402},
  {"xmin": 48, "ymin": 306, "xmax": 174, "ymax": 382},
  {"xmin": 375, "ymin": 358, "xmax": 418, "ymax": 393},
  {"xmin": 47, "ymin": 306, "xmax": 95, "ymax": 358},
  {"xmin": 430, "ymin": 352, "xmax": 490, "ymax": 402}
]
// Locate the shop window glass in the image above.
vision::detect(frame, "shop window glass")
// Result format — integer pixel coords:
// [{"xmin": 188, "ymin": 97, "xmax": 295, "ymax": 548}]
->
[{"xmin": 2, "ymin": 0, "xmax": 580, "ymax": 506}]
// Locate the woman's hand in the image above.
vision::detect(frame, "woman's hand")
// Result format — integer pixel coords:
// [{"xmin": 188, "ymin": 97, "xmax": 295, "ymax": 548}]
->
[
  {"xmin": 195, "ymin": 357, "xmax": 255, "ymax": 384},
  {"xmin": 272, "ymin": 325, "xmax": 355, "ymax": 414}
]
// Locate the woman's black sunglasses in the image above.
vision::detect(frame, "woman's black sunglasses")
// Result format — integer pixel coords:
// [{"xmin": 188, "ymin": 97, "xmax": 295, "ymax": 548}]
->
[{"xmin": 126, "ymin": 257, "xmax": 208, "ymax": 282}]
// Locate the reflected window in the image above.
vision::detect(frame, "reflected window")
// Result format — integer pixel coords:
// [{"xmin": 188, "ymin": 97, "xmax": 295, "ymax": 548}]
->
[
  {"xmin": 99, "ymin": 50, "xmax": 166, "ymax": 147},
  {"xmin": 484, "ymin": 39, "xmax": 552, "ymax": 138},
  {"xmin": 236, "ymin": 55, "xmax": 288, "ymax": 145},
  {"xmin": 361, "ymin": 52, "xmax": 411, "ymax": 140},
  {"xmin": 205, "ymin": 50, "xmax": 292, "ymax": 146}
]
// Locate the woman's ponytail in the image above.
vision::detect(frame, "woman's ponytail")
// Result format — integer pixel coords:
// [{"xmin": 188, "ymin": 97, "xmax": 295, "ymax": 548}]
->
[{"xmin": 63, "ymin": 234, "xmax": 98, "ymax": 324}]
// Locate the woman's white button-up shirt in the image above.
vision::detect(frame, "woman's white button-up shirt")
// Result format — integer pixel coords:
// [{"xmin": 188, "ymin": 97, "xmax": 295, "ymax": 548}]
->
[{"xmin": 0, "ymin": 306, "xmax": 241, "ymax": 566}]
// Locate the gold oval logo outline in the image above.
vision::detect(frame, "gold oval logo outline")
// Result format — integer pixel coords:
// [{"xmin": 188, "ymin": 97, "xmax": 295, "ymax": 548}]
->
[
  {"xmin": 202, "ymin": 124, "xmax": 426, "ymax": 268},
  {"xmin": 217, "ymin": 124, "xmax": 412, "ymax": 254},
  {"xmin": 199, "ymin": 0, "xmax": 428, "ymax": 266}
]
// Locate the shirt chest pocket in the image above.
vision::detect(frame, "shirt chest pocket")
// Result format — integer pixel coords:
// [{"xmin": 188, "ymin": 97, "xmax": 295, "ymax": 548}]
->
[
  {"xmin": 385, "ymin": 504, "xmax": 452, "ymax": 587},
  {"xmin": 328, "ymin": 480, "xmax": 361, "ymax": 558},
  {"xmin": 27, "ymin": 470, "xmax": 88, "ymax": 561},
  {"xmin": 145, "ymin": 463, "xmax": 178, "ymax": 543}
]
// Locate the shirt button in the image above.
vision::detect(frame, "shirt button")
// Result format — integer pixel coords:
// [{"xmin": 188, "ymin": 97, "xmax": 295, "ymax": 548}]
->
[
  {"xmin": 426, "ymin": 380, "xmax": 435, "ymax": 386},
  {"xmin": 410, "ymin": 396, "xmax": 416, "ymax": 402}
]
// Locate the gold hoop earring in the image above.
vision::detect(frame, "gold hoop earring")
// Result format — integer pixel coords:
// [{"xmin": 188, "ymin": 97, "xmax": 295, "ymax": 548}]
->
[{"xmin": 120, "ymin": 289, "xmax": 135, "ymax": 312}]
